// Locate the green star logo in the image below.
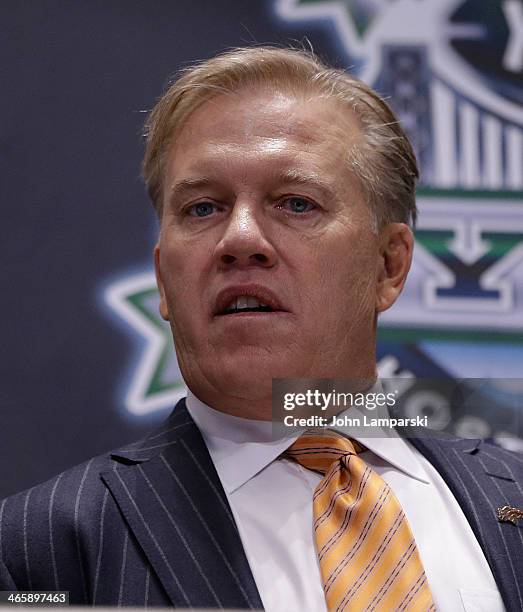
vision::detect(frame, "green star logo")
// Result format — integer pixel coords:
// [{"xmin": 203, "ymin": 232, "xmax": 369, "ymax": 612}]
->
[{"xmin": 105, "ymin": 272, "xmax": 185, "ymax": 415}]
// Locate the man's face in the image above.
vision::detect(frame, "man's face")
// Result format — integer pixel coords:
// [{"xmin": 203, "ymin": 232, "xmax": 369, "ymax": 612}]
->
[{"xmin": 155, "ymin": 87, "xmax": 403, "ymax": 417}]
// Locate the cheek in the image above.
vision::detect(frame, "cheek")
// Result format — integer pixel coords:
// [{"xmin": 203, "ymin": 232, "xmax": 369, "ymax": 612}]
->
[
  {"xmin": 160, "ymin": 245, "xmax": 195, "ymax": 310},
  {"xmin": 316, "ymin": 232, "xmax": 377, "ymax": 280},
  {"xmin": 313, "ymin": 239, "xmax": 378, "ymax": 309},
  {"xmin": 160, "ymin": 238, "xmax": 218, "ymax": 328}
]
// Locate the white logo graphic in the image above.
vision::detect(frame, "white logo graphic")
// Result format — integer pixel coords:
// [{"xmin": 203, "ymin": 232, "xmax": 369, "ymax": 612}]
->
[{"xmin": 275, "ymin": 0, "xmax": 523, "ymax": 190}]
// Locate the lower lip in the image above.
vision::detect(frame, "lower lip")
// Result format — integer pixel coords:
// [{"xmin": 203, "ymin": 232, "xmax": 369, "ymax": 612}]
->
[{"xmin": 214, "ymin": 311, "xmax": 291, "ymax": 320}]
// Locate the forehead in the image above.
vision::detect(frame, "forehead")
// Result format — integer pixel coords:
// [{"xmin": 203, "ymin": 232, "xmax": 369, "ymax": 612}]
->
[{"xmin": 165, "ymin": 87, "xmax": 363, "ymax": 179}]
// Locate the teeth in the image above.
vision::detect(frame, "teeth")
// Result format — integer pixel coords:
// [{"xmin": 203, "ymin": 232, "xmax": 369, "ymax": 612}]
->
[
  {"xmin": 236, "ymin": 296, "xmax": 261, "ymax": 310},
  {"xmin": 226, "ymin": 295, "xmax": 268, "ymax": 311}
]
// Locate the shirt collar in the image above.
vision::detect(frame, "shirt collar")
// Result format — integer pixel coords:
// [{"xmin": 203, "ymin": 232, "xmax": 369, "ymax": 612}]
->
[
  {"xmin": 186, "ymin": 385, "xmax": 430, "ymax": 494},
  {"xmin": 186, "ymin": 390, "xmax": 299, "ymax": 493}
]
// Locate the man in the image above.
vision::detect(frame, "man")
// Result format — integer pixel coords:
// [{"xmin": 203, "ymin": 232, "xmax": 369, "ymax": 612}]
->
[{"xmin": 1, "ymin": 46, "xmax": 521, "ymax": 611}]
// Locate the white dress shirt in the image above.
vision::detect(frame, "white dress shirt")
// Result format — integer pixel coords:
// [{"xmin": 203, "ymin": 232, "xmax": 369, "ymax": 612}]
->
[{"xmin": 186, "ymin": 390, "xmax": 504, "ymax": 612}]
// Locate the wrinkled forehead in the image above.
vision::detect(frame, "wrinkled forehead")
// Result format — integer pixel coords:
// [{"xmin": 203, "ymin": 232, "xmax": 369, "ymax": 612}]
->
[{"xmin": 165, "ymin": 86, "xmax": 364, "ymax": 173}]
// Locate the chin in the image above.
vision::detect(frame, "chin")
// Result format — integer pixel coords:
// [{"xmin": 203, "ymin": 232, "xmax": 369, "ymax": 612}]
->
[
  {"xmin": 218, "ymin": 356, "xmax": 274, "ymax": 386},
  {"xmin": 225, "ymin": 352, "xmax": 314, "ymax": 388},
  {"xmin": 205, "ymin": 351, "xmax": 287, "ymax": 395}
]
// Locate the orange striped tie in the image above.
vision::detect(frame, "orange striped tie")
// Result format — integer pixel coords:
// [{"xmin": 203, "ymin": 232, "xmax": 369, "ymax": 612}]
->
[{"xmin": 286, "ymin": 430, "xmax": 436, "ymax": 611}]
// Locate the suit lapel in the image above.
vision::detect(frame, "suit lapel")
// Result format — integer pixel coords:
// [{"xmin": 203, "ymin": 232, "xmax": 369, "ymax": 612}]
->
[
  {"xmin": 410, "ymin": 435, "xmax": 523, "ymax": 611},
  {"xmin": 100, "ymin": 400, "xmax": 263, "ymax": 610}
]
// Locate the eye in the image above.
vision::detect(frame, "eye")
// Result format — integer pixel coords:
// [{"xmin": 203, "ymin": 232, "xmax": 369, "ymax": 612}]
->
[
  {"xmin": 278, "ymin": 197, "xmax": 316, "ymax": 214},
  {"xmin": 188, "ymin": 202, "xmax": 217, "ymax": 217}
]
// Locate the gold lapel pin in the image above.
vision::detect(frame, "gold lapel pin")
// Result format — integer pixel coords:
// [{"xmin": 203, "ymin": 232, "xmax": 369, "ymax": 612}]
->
[{"xmin": 497, "ymin": 505, "xmax": 523, "ymax": 525}]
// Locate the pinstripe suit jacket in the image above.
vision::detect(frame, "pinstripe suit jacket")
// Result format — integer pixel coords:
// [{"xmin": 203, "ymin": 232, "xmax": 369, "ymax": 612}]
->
[{"xmin": 0, "ymin": 399, "xmax": 522, "ymax": 610}]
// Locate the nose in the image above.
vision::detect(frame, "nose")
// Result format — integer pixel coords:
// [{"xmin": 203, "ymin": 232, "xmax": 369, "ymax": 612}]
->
[{"xmin": 215, "ymin": 200, "xmax": 277, "ymax": 269}]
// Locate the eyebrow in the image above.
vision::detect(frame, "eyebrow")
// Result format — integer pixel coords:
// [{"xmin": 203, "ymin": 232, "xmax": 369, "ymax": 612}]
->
[
  {"xmin": 167, "ymin": 177, "xmax": 216, "ymax": 204},
  {"xmin": 273, "ymin": 169, "xmax": 337, "ymax": 200},
  {"xmin": 166, "ymin": 169, "xmax": 337, "ymax": 206}
]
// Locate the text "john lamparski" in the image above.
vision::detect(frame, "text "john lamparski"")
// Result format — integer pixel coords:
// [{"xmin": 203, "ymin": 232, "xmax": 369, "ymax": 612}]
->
[{"xmin": 283, "ymin": 414, "xmax": 429, "ymax": 428}]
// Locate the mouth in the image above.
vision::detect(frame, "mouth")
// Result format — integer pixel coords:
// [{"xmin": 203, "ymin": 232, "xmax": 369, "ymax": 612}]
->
[
  {"xmin": 213, "ymin": 285, "xmax": 288, "ymax": 317},
  {"xmin": 221, "ymin": 296, "xmax": 274, "ymax": 315}
]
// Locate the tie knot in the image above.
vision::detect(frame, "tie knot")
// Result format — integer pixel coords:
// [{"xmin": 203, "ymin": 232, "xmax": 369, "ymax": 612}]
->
[{"xmin": 284, "ymin": 430, "xmax": 365, "ymax": 475}]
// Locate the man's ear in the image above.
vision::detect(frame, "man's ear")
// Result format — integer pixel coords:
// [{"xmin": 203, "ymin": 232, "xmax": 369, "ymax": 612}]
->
[
  {"xmin": 154, "ymin": 243, "xmax": 170, "ymax": 321},
  {"xmin": 375, "ymin": 223, "xmax": 414, "ymax": 313}
]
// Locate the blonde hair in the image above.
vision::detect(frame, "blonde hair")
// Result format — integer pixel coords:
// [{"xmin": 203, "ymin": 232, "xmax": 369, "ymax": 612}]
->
[{"xmin": 142, "ymin": 45, "xmax": 418, "ymax": 226}]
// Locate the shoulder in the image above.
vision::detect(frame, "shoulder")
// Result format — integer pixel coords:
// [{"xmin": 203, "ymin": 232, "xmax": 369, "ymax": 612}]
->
[
  {"xmin": 0, "ymin": 400, "xmax": 194, "ymax": 571},
  {"xmin": 409, "ymin": 433, "xmax": 523, "ymax": 509},
  {"xmin": 1, "ymin": 451, "xmax": 110, "ymax": 530},
  {"xmin": 0, "ymin": 449, "xmax": 114, "ymax": 592},
  {"xmin": 412, "ymin": 432, "xmax": 523, "ymax": 472},
  {"xmin": 0, "ymin": 448, "xmax": 119, "ymax": 575}
]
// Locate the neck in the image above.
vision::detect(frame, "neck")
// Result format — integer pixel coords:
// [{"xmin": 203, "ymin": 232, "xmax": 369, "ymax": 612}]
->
[{"xmin": 188, "ymin": 367, "xmax": 379, "ymax": 422}]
